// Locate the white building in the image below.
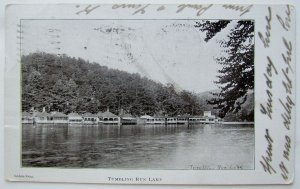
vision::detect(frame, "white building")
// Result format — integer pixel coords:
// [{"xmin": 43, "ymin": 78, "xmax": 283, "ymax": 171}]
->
[
  {"xmin": 120, "ymin": 113, "xmax": 137, "ymax": 125},
  {"xmin": 82, "ymin": 112, "xmax": 99, "ymax": 124},
  {"xmin": 50, "ymin": 112, "xmax": 68, "ymax": 124},
  {"xmin": 33, "ymin": 111, "xmax": 51, "ymax": 124},
  {"xmin": 100, "ymin": 110, "xmax": 120, "ymax": 125},
  {"xmin": 146, "ymin": 116, "xmax": 165, "ymax": 125},
  {"xmin": 203, "ymin": 111, "xmax": 212, "ymax": 117},
  {"xmin": 68, "ymin": 113, "xmax": 83, "ymax": 124}
]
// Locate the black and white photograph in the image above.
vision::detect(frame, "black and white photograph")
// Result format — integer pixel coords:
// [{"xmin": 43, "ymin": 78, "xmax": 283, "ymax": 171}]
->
[
  {"xmin": 20, "ymin": 19, "xmax": 255, "ymax": 170},
  {"xmin": 20, "ymin": 18, "xmax": 256, "ymax": 170}
]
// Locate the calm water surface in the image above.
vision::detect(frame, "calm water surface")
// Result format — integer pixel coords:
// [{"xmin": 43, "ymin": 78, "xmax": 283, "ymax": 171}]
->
[{"xmin": 22, "ymin": 124, "xmax": 254, "ymax": 169}]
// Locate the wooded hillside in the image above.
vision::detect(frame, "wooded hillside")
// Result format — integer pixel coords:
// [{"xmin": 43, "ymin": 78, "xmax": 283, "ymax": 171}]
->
[{"xmin": 22, "ymin": 52, "xmax": 253, "ymax": 121}]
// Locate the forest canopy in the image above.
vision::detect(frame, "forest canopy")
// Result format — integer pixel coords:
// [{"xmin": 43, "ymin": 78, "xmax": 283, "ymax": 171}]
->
[
  {"xmin": 22, "ymin": 52, "xmax": 203, "ymax": 116},
  {"xmin": 21, "ymin": 52, "xmax": 253, "ymax": 121}
]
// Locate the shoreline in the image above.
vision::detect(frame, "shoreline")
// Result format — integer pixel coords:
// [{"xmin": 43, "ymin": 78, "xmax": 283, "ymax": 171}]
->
[{"xmin": 223, "ymin": 122, "xmax": 254, "ymax": 125}]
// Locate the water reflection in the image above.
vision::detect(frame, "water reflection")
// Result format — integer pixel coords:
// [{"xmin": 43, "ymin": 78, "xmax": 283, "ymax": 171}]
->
[{"xmin": 22, "ymin": 124, "xmax": 254, "ymax": 169}]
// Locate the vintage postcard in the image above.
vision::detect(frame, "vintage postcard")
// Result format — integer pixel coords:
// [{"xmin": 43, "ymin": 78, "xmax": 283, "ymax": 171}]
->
[{"xmin": 4, "ymin": 3, "xmax": 295, "ymax": 185}]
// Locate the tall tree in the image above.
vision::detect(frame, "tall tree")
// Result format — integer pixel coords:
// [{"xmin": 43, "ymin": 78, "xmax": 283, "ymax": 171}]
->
[{"xmin": 194, "ymin": 20, "xmax": 254, "ymax": 117}]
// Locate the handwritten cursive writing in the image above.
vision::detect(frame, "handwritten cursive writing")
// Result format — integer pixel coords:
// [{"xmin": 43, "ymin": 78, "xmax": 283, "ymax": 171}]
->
[
  {"xmin": 279, "ymin": 161, "xmax": 289, "ymax": 180},
  {"xmin": 260, "ymin": 129, "xmax": 276, "ymax": 174},
  {"xmin": 279, "ymin": 37, "xmax": 294, "ymax": 131},
  {"xmin": 279, "ymin": 136, "xmax": 291, "ymax": 180},
  {"xmin": 277, "ymin": 7, "xmax": 294, "ymax": 182},
  {"xmin": 157, "ymin": 5, "xmax": 166, "ymax": 11},
  {"xmin": 276, "ymin": 5, "xmax": 291, "ymax": 32},
  {"xmin": 258, "ymin": 7, "xmax": 272, "ymax": 48},
  {"xmin": 74, "ymin": 4, "xmax": 258, "ymax": 18},
  {"xmin": 176, "ymin": 4, "xmax": 213, "ymax": 16},
  {"xmin": 281, "ymin": 37, "xmax": 293, "ymax": 73},
  {"xmin": 75, "ymin": 4, "xmax": 101, "ymax": 15},
  {"xmin": 257, "ymin": 4, "xmax": 295, "ymax": 182},
  {"xmin": 283, "ymin": 135, "xmax": 291, "ymax": 161},
  {"xmin": 279, "ymin": 95, "xmax": 294, "ymax": 131},
  {"xmin": 222, "ymin": 4, "xmax": 253, "ymax": 16},
  {"xmin": 260, "ymin": 57, "xmax": 278, "ymax": 119},
  {"xmin": 112, "ymin": 4, "xmax": 150, "ymax": 15}
]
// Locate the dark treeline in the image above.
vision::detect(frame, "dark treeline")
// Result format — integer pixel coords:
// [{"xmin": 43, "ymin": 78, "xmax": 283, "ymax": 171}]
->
[
  {"xmin": 22, "ymin": 52, "xmax": 254, "ymax": 121},
  {"xmin": 22, "ymin": 52, "xmax": 205, "ymax": 117}
]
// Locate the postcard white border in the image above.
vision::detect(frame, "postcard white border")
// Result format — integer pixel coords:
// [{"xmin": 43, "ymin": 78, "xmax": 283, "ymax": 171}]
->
[{"xmin": 4, "ymin": 2, "xmax": 296, "ymax": 185}]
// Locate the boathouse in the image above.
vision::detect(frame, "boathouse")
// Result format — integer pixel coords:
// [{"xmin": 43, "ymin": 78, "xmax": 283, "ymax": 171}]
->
[
  {"xmin": 33, "ymin": 111, "xmax": 51, "ymax": 124},
  {"xmin": 68, "ymin": 113, "xmax": 83, "ymax": 124},
  {"xmin": 22, "ymin": 112, "xmax": 34, "ymax": 124},
  {"xmin": 100, "ymin": 110, "xmax": 120, "ymax": 125},
  {"xmin": 140, "ymin": 114, "xmax": 152, "ymax": 120},
  {"xmin": 166, "ymin": 115, "xmax": 189, "ymax": 125},
  {"xmin": 50, "ymin": 112, "xmax": 68, "ymax": 124},
  {"xmin": 139, "ymin": 114, "xmax": 153, "ymax": 124},
  {"xmin": 188, "ymin": 116, "xmax": 205, "ymax": 124},
  {"xmin": 146, "ymin": 116, "xmax": 166, "ymax": 125},
  {"xmin": 176, "ymin": 114, "xmax": 189, "ymax": 125},
  {"xmin": 82, "ymin": 112, "xmax": 99, "ymax": 124},
  {"xmin": 120, "ymin": 113, "xmax": 137, "ymax": 125},
  {"xmin": 166, "ymin": 117, "xmax": 177, "ymax": 124},
  {"xmin": 188, "ymin": 111, "xmax": 218, "ymax": 124}
]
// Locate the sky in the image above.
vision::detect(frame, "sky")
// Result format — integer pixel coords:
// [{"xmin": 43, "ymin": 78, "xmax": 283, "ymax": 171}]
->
[{"xmin": 21, "ymin": 19, "xmax": 234, "ymax": 93}]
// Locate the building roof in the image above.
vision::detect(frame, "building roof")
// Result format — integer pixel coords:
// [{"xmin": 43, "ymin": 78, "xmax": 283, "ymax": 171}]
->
[
  {"xmin": 33, "ymin": 111, "xmax": 50, "ymax": 117},
  {"xmin": 96, "ymin": 111, "xmax": 104, "ymax": 116},
  {"xmin": 204, "ymin": 115, "xmax": 216, "ymax": 118},
  {"xmin": 51, "ymin": 112, "xmax": 68, "ymax": 117},
  {"xmin": 140, "ymin": 115, "xmax": 153, "ymax": 119},
  {"xmin": 22, "ymin": 112, "xmax": 32, "ymax": 117},
  {"xmin": 189, "ymin": 115, "xmax": 204, "ymax": 118},
  {"xmin": 121, "ymin": 113, "xmax": 136, "ymax": 120},
  {"xmin": 101, "ymin": 110, "xmax": 118, "ymax": 118},
  {"xmin": 82, "ymin": 112, "xmax": 98, "ymax": 117},
  {"xmin": 120, "ymin": 113, "xmax": 134, "ymax": 118},
  {"xmin": 68, "ymin": 113, "xmax": 82, "ymax": 117},
  {"xmin": 177, "ymin": 114, "xmax": 191, "ymax": 118},
  {"xmin": 152, "ymin": 116, "xmax": 166, "ymax": 119}
]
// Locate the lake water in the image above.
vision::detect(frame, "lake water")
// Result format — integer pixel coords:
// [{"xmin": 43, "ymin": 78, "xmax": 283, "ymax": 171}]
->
[{"xmin": 22, "ymin": 124, "xmax": 254, "ymax": 170}]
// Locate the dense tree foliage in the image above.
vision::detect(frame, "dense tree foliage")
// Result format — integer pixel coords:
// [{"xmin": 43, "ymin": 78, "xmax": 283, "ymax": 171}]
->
[
  {"xmin": 195, "ymin": 20, "xmax": 254, "ymax": 118},
  {"xmin": 197, "ymin": 90, "xmax": 254, "ymax": 122},
  {"xmin": 22, "ymin": 52, "xmax": 206, "ymax": 116}
]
